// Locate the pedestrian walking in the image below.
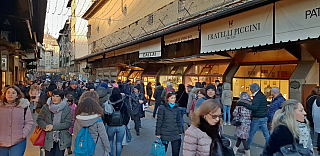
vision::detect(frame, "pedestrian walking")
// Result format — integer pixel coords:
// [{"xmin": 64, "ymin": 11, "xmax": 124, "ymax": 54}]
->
[
  {"xmin": 105, "ymin": 88, "xmax": 130, "ymax": 156},
  {"xmin": 72, "ymin": 98, "xmax": 111, "ymax": 156},
  {"xmin": 221, "ymin": 82, "xmax": 233, "ymax": 126},
  {"xmin": 195, "ymin": 84, "xmax": 220, "ymax": 110},
  {"xmin": 176, "ymin": 84, "xmax": 188, "ymax": 131},
  {"xmin": 96, "ymin": 86, "xmax": 111, "ymax": 107},
  {"xmin": 312, "ymin": 96, "xmax": 320, "ymax": 154},
  {"xmin": 267, "ymin": 87, "xmax": 286, "ymax": 130},
  {"xmin": 189, "ymin": 88, "xmax": 205, "ymax": 116},
  {"xmin": 0, "ymin": 86, "xmax": 33, "ymax": 156},
  {"xmin": 215, "ymin": 80, "xmax": 223, "ymax": 100},
  {"xmin": 123, "ymin": 80, "xmax": 132, "ymax": 96},
  {"xmin": 36, "ymin": 89, "xmax": 72, "ymax": 156},
  {"xmin": 183, "ymin": 99, "xmax": 225, "ymax": 156},
  {"xmin": 79, "ymin": 91, "xmax": 100, "ymax": 104},
  {"xmin": 237, "ymin": 83, "xmax": 269, "ymax": 149},
  {"xmin": 307, "ymin": 86, "xmax": 319, "ymax": 147},
  {"xmin": 65, "ymin": 80, "xmax": 83, "ymax": 104},
  {"xmin": 146, "ymin": 82, "xmax": 153, "ymax": 104},
  {"xmin": 156, "ymin": 91, "xmax": 182, "ymax": 156},
  {"xmin": 262, "ymin": 99, "xmax": 314, "ymax": 155},
  {"xmin": 29, "ymin": 82, "xmax": 41, "ymax": 113},
  {"xmin": 161, "ymin": 82, "xmax": 175, "ymax": 100},
  {"xmin": 129, "ymin": 85, "xmax": 146, "ymax": 136},
  {"xmin": 65, "ymin": 94, "xmax": 77, "ymax": 154},
  {"xmin": 232, "ymin": 92, "xmax": 252, "ymax": 156},
  {"xmin": 153, "ymin": 82, "xmax": 163, "ymax": 118}
]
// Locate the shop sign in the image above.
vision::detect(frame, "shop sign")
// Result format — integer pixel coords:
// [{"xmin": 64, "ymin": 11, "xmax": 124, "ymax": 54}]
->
[
  {"xmin": 139, "ymin": 38, "xmax": 161, "ymax": 58},
  {"xmin": 275, "ymin": 0, "xmax": 320, "ymax": 43},
  {"xmin": 164, "ymin": 27, "xmax": 199, "ymax": 45},
  {"xmin": 201, "ymin": 4, "xmax": 273, "ymax": 53}
]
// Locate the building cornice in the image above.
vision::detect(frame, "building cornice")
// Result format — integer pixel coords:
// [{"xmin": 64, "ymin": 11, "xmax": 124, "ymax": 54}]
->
[{"xmin": 82, "ymin": 0, "xmax": 109, "ymax": 20}]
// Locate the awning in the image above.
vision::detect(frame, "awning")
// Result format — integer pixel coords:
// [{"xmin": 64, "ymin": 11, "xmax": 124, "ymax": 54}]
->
[
  {"xmin": 275, "ymin": 0, "xmax": 320, "ymax": 43},
  {"xmin": 164, "ymin": 27, "xmax": 199, "ymax": 46},
  {"xmin": 114, "ymin": 44, "xmax": 139, "ymax": 57},
  {"xmin": 88, "ymin": 54, "xmax": 103, "ymax": 62},
  {"xmin": 201, "ymin": 4, "xmax": 273, "ymax": 53},
  {"xmin": 139, "ymin": 38, "xmax": 161, "ymax": 58}
]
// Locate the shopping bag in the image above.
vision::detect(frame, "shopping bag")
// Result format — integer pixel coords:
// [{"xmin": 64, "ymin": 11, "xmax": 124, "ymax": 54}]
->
[
  {"xmin": 150, "ymin": 138, "xmax": 166, "ymax": 156},
  {"xmin": 30, "ymin": 125, "xmax": 45, "ymax": 146},
  {"xmin": 142, "ymin": 103, "xmax": 149, "ymax": 111}
]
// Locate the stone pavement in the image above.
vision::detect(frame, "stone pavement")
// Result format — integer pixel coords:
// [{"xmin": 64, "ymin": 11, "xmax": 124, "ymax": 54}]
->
[{"xmin": 24, "ymin": 105, "xmax": 265, "ymax": 156}]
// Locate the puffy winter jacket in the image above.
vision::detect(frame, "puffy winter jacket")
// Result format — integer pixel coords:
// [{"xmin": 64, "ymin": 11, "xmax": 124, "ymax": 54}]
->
[
  {"xmin": 221, "ymin": 83, "xmax": 233, "ymax": 106},
  {"xmin": 153, "ymin": 86, "xmax": 164, "ymax": 106},
  {"xmin": 183, "ymin": 125, "xmax": 212, "ymax": 156},
  {"xmin": 0, "ymin": 98, "xmax": 33, "ymax": 147}
]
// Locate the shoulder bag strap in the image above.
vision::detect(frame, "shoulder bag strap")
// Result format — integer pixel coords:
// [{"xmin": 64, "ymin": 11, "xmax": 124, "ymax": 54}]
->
[{"xmin": 177, "ymin": 91, "xmax": 185, "ymax": 103}]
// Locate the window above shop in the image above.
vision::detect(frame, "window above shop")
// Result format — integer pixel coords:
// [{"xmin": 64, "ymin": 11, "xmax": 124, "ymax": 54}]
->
[
  {"xmin": 234, "ymin": 64, "xmax": 297, "ymax": 79},
  {"xmin": 118, "ymin": 71, "xmax": 130, "ymax": 77},
  {"xmin": 161, "ymin": 65, "xmax": 188, "ymax": 75},
  {"xmin": 186, "ymin": 64, "xmax": 228, "ymax": 76}
]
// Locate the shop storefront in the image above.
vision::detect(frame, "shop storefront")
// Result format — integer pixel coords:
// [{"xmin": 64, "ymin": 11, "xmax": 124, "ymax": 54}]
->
[
  {"xmin": 142, "ymin": 64, "xmax": 163, "ymax": 99},
  {"xmin": 128, "ymin": 70, "xmax": 143, "ymax": 83},
  {"xmin": 159, "ymin": 64, "xmax": 189, "ymax": 89},
  {"xmin": 117, "ymin": 70, "xmax": 130, "ymax": 82},
  {"xmin": 185, "ymin": 63, "xmax": 229, "ymax": 86}
]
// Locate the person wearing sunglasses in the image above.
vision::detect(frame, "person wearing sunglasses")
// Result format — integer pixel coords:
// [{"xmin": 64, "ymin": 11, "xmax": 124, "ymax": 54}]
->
[
  {"xmin": 156, "ymin": 91, "xmax": 182, "ymax": 155},
  {"xmin": 183, "ymin": 99, "xmax": 224, "ymax": 156}
]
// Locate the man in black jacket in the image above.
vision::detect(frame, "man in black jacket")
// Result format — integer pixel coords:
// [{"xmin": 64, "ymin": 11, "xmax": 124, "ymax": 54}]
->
[
  {"xmin": 153, "ymin": 82, "xmax": 163, "ymax": 118},
  {"xmin": 65, "ymin": 80, "xmax": 83, "ymax": 104},
  {"xmin": 129, "ymin": 85, "xmax": 147, "ymax": 136},
  {"xmin": 238, "ymin": 83, "xmax": 270, "ymax": 149}
]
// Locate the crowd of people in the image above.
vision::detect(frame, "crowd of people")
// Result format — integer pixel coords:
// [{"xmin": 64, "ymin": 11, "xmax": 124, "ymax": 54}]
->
[{"xmin": 0, "ymin": 77, "xmax": 318, "ymax": 156}]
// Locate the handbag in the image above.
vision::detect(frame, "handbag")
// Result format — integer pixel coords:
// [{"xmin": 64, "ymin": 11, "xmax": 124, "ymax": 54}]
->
[
  {"xmin": 142, "ymin": 103, "xmax": 149, "ymax": 111},
  {"xmin": 273, "ymin": 140, "xmax": 313, "ymax": 156},
  {"xmin": 30, "ymin": 115, "xmax": 46, "ymax": 146},
  {"xmin": 150, "ymin": 138, "xmax": 166, "ymax": 156},
  {"xmin": 231, "ymin": 107, "xmax": 242, "ymax": 126}
]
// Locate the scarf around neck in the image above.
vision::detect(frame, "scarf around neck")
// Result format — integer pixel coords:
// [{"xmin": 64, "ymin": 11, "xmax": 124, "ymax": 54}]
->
[
  {"xmin": 297, "ymin": 121, "xmax": 314, "ymax": 153},
  {"xmin": 198, "ymin": 117, "xmax": 222, "ymax": 156},
  {"xmin": 48, "ymin": 98, "xmax": 67, "ymax": 142},
  {"xmin": 168, "ymin": 102, "xmax": 175, "ymax": 108}
]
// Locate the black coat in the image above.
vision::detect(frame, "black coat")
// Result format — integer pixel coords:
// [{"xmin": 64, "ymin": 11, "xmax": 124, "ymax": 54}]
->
[
  {"xmin": 146, "ymin": 85, "xmax": 152, "ymax": 96},
  {"xmin": 306, "ymin": 94, "xmax": 317, "ymax": 127},
  {"xmin": 240, "ymin": 90, "xmax": 268, "ymax": 118},
  {"xmin": 153, "ymin": 86, "xmax": 164, "ymax": 106},
  {"xmin": 155, "ymin": 103, "xmax": 182, "ymax": 142},
  {"xmin": 105, "ymin": 98, "xmax": 130, "ymax": 126},
  {"xmin": 65, "ymin": 87, "xmax": 83, "ymax": 104},
  {"xmin": 176, "ymin": 91, "xmax": 188, "ymax": 108},
  {"xmin": 129, "ymin": 93, "xmax": 146, "ymax": 116},
  {"xmin": 262, "ymin": 125, "xmax": 296, "ymax": 156}
]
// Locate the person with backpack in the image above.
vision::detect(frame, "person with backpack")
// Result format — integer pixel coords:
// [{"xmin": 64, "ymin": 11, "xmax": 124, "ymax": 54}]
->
[
  {"xmin": 129, "ymin": 85, "xmax": 147, "ymax": 136},
  {"xmin": 72, "ymin": 98, "xmax": 111, "ymax": 156},
  {"xmin": 105, "ymin": 88, "xmax": 130, "ymax": 156},
  {"xmin": 161, "ymin": 82, "xmax": 175, "ymax": 101},
  {"xmin": 36, "ymin": 89, "xmax": 72, "ymax": 156},
  {"xmin": 0, "ymin": 86, "xmax": 33, "ymax": 156}
]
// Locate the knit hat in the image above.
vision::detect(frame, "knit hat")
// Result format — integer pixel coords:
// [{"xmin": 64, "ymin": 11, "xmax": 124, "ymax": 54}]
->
[
  {"xmin": 249, "ymin": 83, "xmax": 261, "ymax": 91},
  {"xmin": 100, "ymin": 82, "xmax": 108, "ymax": 89},
  {"xmin": 113, "ymin": 83, "xmax": 119, "ymax": 88},
  {"xmin": 205, "ymin": 84, "xmax": 216, "ymax": 92},
  {"xmin": 156, "ymin": 82, "xmax": 161, "ymax": 86},
  {"xmin": 47, "ymin": 83, "xmax": 57, "ymax": 92},
  {"xmin": 70, "ymin": 80, "xmax": 78, "ymax": 85},
  {"xmin": 109, "ymin": 88, "xmax": 122, "ymax": 102},
  {"xmin": 134, "ymin": 85, "xmax": 140, "ymax": 90},
  {"xmin": 187, "ymin": 85, "xmax": 193, "ymax": 89}
]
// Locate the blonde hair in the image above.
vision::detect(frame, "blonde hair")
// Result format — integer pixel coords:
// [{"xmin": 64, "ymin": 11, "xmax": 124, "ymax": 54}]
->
[
  {"xmin": 272, "ymin": 99, "xmax": 300, "ymax": 138},
  {"xmin": 79, "ymin": 91, "xmax": 99, "ymax": 104},
  {"xmin": 191, "ymin": 99, "xmax": 222, "ymax": 127}
]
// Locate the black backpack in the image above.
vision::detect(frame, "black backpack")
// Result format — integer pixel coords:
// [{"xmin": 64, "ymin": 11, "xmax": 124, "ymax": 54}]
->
[{"xmin": 110, "ymin": 102, "xmax": 124, "ymax": 126}]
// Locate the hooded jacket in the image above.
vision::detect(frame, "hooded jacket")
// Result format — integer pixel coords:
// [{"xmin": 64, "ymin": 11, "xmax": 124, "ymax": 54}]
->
[
  {"xmin": 153, "ymin": 85, "xmax": 164, "ymax": 106},
  {"xmin": 176, "ymin": 84, "xmax": 188, "ymax": 108},
  {"xmin": 37, "ymin": 98, "xmax": 72, "ymax": 151},
  {"xmin": 187, "ymin": 88, "xmax": 201, "ymax": 113},
  {"xmin": 155, "ymin": 102, "xmax": 182, "ymax": 142},
  {"xmin": 312, "ymin": 98, "xmax": 320, "ymax": 133},
  {"xmin": 72, "ymin": 114, "xmax": 111, "ymax": 156},
  {"xmin": 96, "ymin": 86, "xmax": 110, "ymax": 107},
  {"xmin": 0, "ymin": 98, "xmax": 33, "ymax": 147},
  {"xmin": 221, "ymin": 83, "xmax": 233, "ymax": 106}
]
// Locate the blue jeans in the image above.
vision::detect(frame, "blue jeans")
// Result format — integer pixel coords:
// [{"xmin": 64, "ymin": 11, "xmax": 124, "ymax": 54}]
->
[
  {"xmin": 247, "ymin": 117, "xmax": 270, "ymax": 147},
  {"xmin": 179, "ymin": 107, "xmax": 186, "ymax": 127},
  {"xmin": 0, "ymin": 139, "xmax": 26, "ymax": 156},
  {"xmin": 107, "ymin": 125, "xmax": 126, "ymax": 156},
  {"xmin": 153, "ymin": 105, "xmax": 159, "ymax": 118},
  {"xmin": 223, "ymin": 105, "xmax": 231, "ymax": 123}
]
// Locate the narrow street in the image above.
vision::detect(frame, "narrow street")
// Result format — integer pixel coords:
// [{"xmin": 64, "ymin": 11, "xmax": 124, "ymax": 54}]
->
[{"xmin": 25, "ymin": 104, "xmax": 264, "ymax": 156}]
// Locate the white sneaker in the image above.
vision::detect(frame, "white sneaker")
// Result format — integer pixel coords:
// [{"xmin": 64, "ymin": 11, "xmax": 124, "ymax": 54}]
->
[
  {"xmin": 223, "ymin": 122, "xmax": 227, "ymax": 125},
  {"xmin": 227, "ymin": 122, "xmax": 231, "ymax": 126}
]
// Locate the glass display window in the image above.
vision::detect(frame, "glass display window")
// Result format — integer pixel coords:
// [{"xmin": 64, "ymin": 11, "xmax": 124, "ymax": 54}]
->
[
  {"xmin": 143, "ymin": 76, "xmax": 156, "ymax": 100},
  {"xmin": 117, "ymin": 71, "xmax": 131, "ymax": 82},
  {"xmin": 161, "ymin": 65, "xmax": 188, "ymax": 75},
  {"xmin": 234, "ymin": 64, "xmax": 297, "ymax": 78},
  {"xmin": 159, "ymin": 76, "xmax": 182, "ymax": 90},
  {"xmin": 128, "ymin": 71, "xmax": 142, "ymax": 82}
]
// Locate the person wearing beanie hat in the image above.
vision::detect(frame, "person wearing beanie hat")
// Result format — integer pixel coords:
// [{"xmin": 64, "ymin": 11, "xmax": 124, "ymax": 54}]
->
[
  {"xmin": 65, "ymin": 81, "xmax": 83, "ymax": 105},
  {"xmin": 113, "ymin": 83, "xmax": 119, "ymax": 88},
  {"xmin": 129, "ymin": 85, "xmax": 147, "ymax": 136},
  {"xmin": 187, "ymin": 85, "xmax": 193, "ymax": 94},
  {"xmin": 195, "ymin": 84, "xmax": 220, "ymax": 110}
]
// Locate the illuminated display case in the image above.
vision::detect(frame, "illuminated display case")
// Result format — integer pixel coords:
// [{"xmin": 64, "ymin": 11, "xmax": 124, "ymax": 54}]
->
[
  {"xmin": 233, "ymin": 64, "xmax": 297, "ymax": 101},
  {"xmin": 159, "ymin": 65, "xmax": 188, "ymax": 90}
]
